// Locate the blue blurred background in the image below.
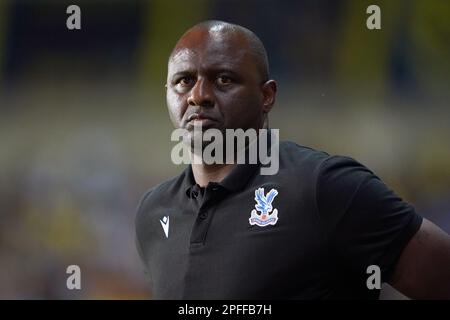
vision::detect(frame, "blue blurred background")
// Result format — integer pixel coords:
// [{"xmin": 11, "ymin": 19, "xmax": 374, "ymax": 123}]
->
[{"xmin": 0, "ymin": 0, "xmax": 449, "ymax": 299}]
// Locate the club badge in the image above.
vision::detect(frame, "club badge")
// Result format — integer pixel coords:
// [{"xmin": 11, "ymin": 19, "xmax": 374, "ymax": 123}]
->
[{"xmin": 249, "ymin": 187, "xmax": 279, "ymax": 227}]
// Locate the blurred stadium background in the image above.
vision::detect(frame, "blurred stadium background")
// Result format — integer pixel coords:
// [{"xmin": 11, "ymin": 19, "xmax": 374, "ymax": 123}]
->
[{"xmin": 0, "ymin": 0, "xmax": 449, "ymax": 299}]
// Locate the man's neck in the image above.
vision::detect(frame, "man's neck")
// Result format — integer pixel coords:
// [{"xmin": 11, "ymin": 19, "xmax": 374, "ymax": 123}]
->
[{"xmin": 191, "ymin": 163, "xmax": 236, "ymax": 188}]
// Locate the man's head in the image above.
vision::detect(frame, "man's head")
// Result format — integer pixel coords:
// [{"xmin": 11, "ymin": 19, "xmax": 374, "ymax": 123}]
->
[{"xmin": 166, "ymin": 20, "xmax": 277, "ymax": 140}]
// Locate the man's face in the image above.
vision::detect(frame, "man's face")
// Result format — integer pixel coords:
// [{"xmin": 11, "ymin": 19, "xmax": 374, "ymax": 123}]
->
[{"xmin": 166, "ymin": 28, "xmax": 267, "ymax": 142}]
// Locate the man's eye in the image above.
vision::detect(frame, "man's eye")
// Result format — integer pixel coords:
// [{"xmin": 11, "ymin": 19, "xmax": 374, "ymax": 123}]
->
[
  {"xmin": 178, "ymin": 77, "xmax": 193, "ymax": 86},
  {"xmin": 217, "ymin": 76, "xmax": 232, "ymax": 85}
]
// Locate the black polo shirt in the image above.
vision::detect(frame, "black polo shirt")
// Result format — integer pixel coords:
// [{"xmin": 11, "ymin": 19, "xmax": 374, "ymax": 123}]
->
[{"xmin": 135, "ymin": 141, "xmax": 422, "ymax": 299}]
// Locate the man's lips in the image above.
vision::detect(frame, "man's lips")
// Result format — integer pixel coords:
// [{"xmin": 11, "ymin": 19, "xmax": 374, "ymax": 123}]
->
[
  {"xmin": 185, "ymin": 113, "xmax": 220, "ymax": 129},
  {"xmin": 187, "ymin": 113, "xmax": 216, "ymax": 122}
]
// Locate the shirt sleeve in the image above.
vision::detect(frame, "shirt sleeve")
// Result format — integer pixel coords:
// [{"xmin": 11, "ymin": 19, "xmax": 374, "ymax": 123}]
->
[
  {"xmin": 316, "ymin": 155, "xmax": 423, "ymax": 283},
  {"xmin": 135, "ymin": 189, "xmax": 154, "ymax": 285}
]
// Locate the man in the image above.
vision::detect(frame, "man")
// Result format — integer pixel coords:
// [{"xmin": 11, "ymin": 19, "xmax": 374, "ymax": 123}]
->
[{"xmin": 135, "ymin": 20, "xmax": 450, "ymax": 299}]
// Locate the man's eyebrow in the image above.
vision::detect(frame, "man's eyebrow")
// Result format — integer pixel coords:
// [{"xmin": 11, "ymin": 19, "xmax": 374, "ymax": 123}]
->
[
  {"xmin": 170, "ymin": 70, "xmax": 196, "ymax": 79},
  {"xmin": 170, "ymin": 67, "xmax": 241, "ymax": 79},
  {"xmin": 213, "ymin": 69, "xmax": 244, "ymax": 81},
  {"xmin": 213, "ymin": 67, "xmax": 240, "ymax": 74}
]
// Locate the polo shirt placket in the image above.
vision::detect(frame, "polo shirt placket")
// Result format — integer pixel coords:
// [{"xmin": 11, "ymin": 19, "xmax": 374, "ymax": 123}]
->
[{"xmin": 181, "ymin": 164, "xmax": 260, "ymax": 298}]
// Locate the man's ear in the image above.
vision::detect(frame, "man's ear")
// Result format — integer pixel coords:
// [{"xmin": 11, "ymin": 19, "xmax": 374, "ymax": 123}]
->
[{"xmin": 261, "ymin": 80, "xmax": 277, "ymax": 114}]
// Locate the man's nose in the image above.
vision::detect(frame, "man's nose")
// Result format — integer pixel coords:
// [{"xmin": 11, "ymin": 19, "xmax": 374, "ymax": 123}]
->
[{"xmin": 187, "ymin": 78, "xmax": 214, "ymax": 108}]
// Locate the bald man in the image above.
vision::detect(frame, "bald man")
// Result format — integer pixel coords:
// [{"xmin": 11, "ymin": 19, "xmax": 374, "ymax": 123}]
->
[{"xmin": 135, "ymin": 20, "xmax": 450, "ymax": 300}]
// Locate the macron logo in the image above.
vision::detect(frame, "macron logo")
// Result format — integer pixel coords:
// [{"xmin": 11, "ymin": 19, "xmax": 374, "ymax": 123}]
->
[{"xmin": 160, "ymin": 216, "xmax": 169, "ymax": 238}]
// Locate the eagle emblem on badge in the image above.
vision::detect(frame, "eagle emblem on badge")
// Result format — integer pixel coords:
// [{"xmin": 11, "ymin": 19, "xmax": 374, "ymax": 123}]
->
[{"xmin": 249, "ymin": 187, "xmax": 279, "ymax": 227}]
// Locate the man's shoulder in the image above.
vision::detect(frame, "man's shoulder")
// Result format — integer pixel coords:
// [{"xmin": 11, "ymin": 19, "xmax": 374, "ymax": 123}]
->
[
  {"xmin": 276, "ymin": 141, "xmax": 373, "ymax": 188},
  {"xmin": 279, "ymin": 140, "xmax": 331, "ymax": 169},
  {"xmin": 135, "ymin": 169, "xmax": 187, "ymax": 218},
  {"xmin": 143, "ymin": 174, "xmax": 183, "ymax": 199},
  {"xmin": 279, "ymin": 141, "xmax": 365, "ymax": 171}
]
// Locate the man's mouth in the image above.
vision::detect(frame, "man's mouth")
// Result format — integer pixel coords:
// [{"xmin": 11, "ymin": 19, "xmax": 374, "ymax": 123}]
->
[{"xmin": 186, "ymin": 113, "xmax": 218, "ymax": 129}]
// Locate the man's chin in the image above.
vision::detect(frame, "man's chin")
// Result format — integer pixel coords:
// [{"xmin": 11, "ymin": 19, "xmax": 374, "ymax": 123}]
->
[{"xmin": 184, "ymin": 136, "xmax": 218, "ymax": 152}]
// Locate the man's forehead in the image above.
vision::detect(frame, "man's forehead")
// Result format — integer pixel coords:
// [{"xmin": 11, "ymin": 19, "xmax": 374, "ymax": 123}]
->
[
  {"xmin": 168, "ymin": 42, "xmax": 248, "ymax": 72},
  {"xmin": 174, "ymin": 26, "xmax": 239, "ymax": 52},
  {"xmin": 170, "ymin": 48, "xmax": 197, "ymax": 64},
  {"xmin": 171, "ymin": 28, "xmax": 247, "ymax": 60}
]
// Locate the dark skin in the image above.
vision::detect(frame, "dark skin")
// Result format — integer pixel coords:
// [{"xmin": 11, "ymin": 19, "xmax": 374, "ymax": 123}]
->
[
  {"xmin": 165, "ymin": 22, "xmax": 450, "ymax": 299},
  {"xmin": 166, "ymin": 24, "xmax": 276, "ymax": 186},
  {"xmin": 390, "ymin": 219, "xmax": 450, "ymax": 299}
]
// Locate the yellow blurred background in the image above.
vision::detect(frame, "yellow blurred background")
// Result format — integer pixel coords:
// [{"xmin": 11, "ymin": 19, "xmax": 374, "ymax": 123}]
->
[{"xmin": 0, "ymin": 0, "xmax": 449, "ymax": 299}]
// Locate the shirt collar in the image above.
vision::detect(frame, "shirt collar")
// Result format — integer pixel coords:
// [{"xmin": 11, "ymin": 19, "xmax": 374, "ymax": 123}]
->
[
  {"xmin": 183, "ymin": 162, "xmax": 260, "ymax": 197},
  {"xmin": 182, "ymin": 129, "xmax": 275, "ymax": 196}
]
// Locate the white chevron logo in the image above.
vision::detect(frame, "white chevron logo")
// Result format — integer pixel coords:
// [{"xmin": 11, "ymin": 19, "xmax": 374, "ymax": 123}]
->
[{"xmin": 160, "ymin": 216, "xmax": 169, "ymax": 238}]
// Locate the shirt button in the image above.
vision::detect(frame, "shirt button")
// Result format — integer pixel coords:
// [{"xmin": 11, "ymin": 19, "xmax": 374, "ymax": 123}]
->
[
  {"xmin": 199, "ymin": 212, "xmax": 208, "ymax": 220},
  {"xmin": 192, "ymin": 190, "xmax": 199, "ymax": 198}
]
